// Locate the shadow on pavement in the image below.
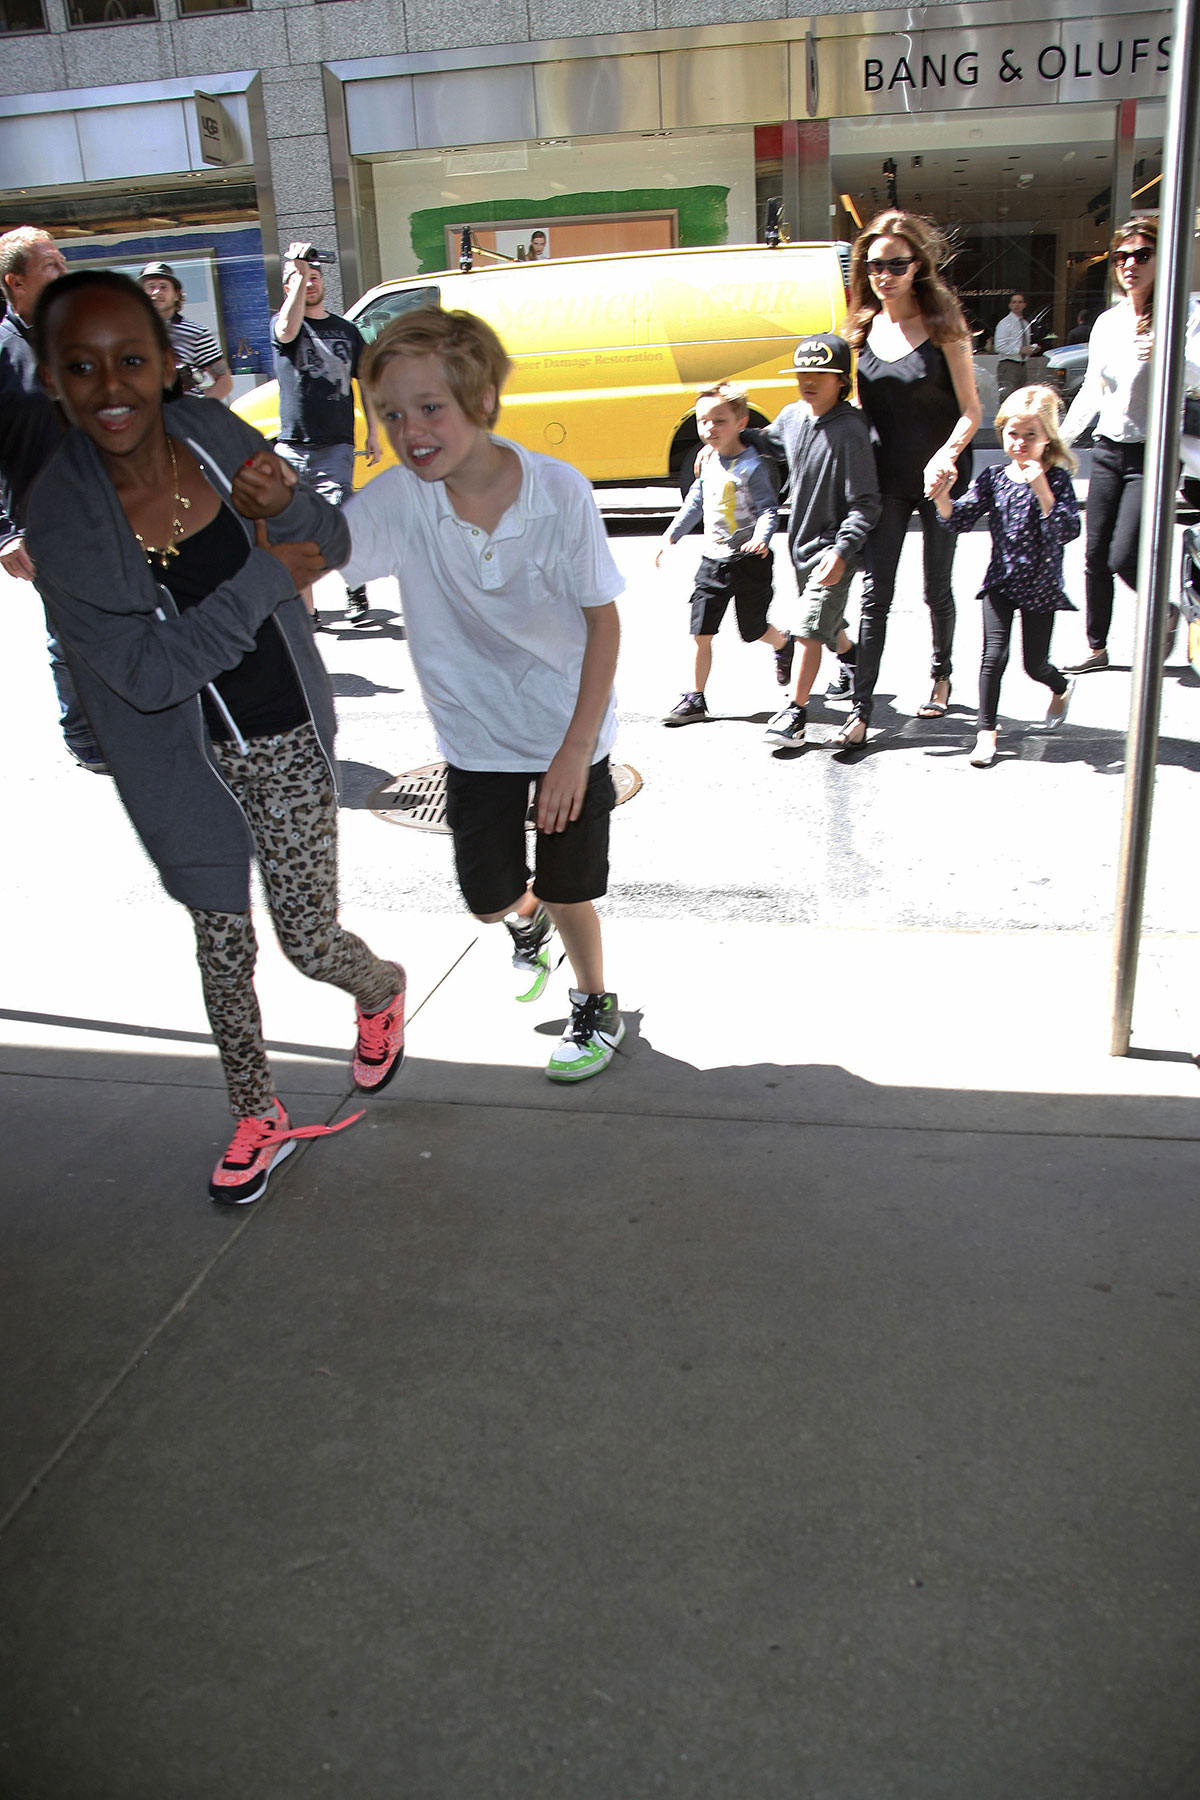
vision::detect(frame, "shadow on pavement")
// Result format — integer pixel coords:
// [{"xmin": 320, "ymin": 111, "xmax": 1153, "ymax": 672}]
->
[
  {"xmin": 3, "ymin": 1029, "xmax": 1200, "ymax": 1799},
  {"xmin": 337, "ymin": 759, "xmax": 399, "ymax": 807},
  {"xmin": 328, "ymin": 673, "xmax": 405, "ymax": 699}
]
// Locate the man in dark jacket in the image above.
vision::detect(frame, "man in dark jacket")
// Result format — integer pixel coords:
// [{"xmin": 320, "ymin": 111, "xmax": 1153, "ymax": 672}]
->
[{"xmin": 0, "ymin": 226, "xmax": 106, "ymax": 771}]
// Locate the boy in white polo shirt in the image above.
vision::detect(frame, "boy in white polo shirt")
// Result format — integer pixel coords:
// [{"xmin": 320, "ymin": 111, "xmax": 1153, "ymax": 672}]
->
[{"xmin": 340, "ymin": 307, "xmax": 625, "ymax": 1082}]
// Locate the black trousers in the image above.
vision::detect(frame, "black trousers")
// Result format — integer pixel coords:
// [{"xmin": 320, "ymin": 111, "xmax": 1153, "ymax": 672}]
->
[
  {"xmin": 1083, "ymin": 435, "xmax": 1144, "ymax": 651},
  {"xmin": 852, "ymin": 494, "xmax": 957, "ymax": 721},
  {"xmin": 977, "ymin": 597, "xmax": 1068, "ymax": 729}
]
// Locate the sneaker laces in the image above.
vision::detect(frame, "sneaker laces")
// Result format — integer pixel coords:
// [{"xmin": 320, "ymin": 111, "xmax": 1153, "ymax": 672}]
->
[
  {"xmin": 356, "ymin": 997, "xmax": 402, "ymax": 1061},
  {"xmin": 507, "ymin": 909, "xmax": 549, "ymax": 955},
  {"xmin": 564, "ymin": 993, "xmax": 606, "ymax": 1046},
  {"xmin": 223, "ymin": 1108, "xmax": 363, "ymax": 1168}
]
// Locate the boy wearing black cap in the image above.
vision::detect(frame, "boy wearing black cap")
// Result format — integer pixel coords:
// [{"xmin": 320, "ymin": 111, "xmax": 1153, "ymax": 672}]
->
[{"xmin": 746, "ymin": 334, "xmax": 881, "ymax": 747}]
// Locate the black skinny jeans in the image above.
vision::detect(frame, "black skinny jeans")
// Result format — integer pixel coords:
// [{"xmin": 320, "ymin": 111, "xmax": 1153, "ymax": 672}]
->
[
  {"xmin": 852, "ymin": 494, "xmax": 957, "ymax": 721},
  {"xmin": 1083, "ymin": 435, "xmax": 1144, "ymax": 651},
  {"xmin": 977, "ymin": 597, "xmax": 1068, "ymax": 730}
]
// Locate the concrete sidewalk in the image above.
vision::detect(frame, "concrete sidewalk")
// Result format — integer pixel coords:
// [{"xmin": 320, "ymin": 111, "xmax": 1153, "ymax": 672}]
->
[{"xmin": 2, "ymin": 906, "xmax": 1199, "ymax": 1798}]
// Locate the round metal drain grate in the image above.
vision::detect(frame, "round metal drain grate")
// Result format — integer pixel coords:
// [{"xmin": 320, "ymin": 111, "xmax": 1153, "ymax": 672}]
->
[{"xmin": 369, "ymin": 761, "xmax": 642, "ymax": 832}]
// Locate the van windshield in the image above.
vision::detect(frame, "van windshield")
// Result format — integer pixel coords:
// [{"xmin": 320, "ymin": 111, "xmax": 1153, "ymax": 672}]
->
[{"xmin": 355, "ymin": 286, "xmax": 441, "ymax": 342}]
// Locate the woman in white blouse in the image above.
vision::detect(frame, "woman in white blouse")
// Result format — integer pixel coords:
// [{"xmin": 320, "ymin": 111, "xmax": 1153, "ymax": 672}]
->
[{"xmin": 1061, "ymin": 217, "xmax": 1158, "ymax": 672}]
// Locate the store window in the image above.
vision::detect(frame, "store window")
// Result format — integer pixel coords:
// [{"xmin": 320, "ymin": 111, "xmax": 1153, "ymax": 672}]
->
[
  {"xmin": 1, "ymin": 0, "xmax": 47, "ymax": 32},
  {"xmin": 828, "ymin": 103, "xmax": 1161, "ymax": 349},
  {"xmin": 177, "ymin": 0, "xmax": 249, "ymax": 13},
  {"xmin": 66, "ymin": 0, "xmax": 156, "ymax": 22},
  {"xmin": 353, "ymin": 127, "xmax": 758, "ymax": 290}
]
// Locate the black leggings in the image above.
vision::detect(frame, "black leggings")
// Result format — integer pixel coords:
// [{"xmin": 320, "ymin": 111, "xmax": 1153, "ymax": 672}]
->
[
  {"xmin": 978, "ymin": 598, "xmax": 1068, "ymax": 730},
  {"xmin": 852, "ymin": 493, "xmax": 957, "ymax": 721},
  {"xmin": 1083, "ymin": 435, "xmax": 1144, "ymax": 651}
]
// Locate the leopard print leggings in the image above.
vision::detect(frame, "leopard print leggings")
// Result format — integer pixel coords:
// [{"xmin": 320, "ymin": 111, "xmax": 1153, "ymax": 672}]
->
[{"xmin": 190, "ymin": 723, "xmax": 400, "ymax": 1118}]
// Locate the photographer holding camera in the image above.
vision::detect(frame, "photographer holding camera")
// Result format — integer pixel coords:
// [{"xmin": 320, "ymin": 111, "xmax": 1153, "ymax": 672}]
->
[{"xmin": 272, "ymin": 241, "xmax": 380, "ymax": 627}]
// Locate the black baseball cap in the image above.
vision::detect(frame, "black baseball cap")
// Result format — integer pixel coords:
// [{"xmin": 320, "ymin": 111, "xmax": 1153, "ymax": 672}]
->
[
  {"xmin": 780, "ymin": 333, "xmax": 853, "ymax": 379},
  {"xmin": 139, "ymin": 261, "xmax": 181, "ymax": 288}
]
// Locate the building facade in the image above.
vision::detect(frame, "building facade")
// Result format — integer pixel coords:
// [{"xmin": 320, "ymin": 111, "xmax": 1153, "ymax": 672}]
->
[{"xmin": 0, "ymin": 0, "xmax": 1176, "ymax": 374}]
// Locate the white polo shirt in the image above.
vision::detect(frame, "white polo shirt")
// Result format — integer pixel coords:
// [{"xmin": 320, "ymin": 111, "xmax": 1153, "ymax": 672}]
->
[{"xmin": 342, "ymin": 440, "xmax": 623, "ymax": 771}]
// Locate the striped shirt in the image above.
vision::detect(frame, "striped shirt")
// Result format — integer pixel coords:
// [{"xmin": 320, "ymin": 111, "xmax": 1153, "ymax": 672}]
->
[{"xmin": 167, "ymin": 313, "xmax": 225, "ymax": 392}]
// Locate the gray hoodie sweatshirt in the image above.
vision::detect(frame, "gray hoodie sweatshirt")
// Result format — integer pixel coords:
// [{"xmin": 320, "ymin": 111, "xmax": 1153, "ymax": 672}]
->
[
  {"xmin": 26, "ymin": 397, "xmax": 348, "ymax": 913},
  {"xmin": 744, "ymin": 399, "xmax": 881, "ymax": 572}
]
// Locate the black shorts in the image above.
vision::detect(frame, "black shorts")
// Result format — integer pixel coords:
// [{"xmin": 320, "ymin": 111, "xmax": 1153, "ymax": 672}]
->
[
  {"xmin": 689, "ymin": 552, "xmax": 774, "ymax": 641},
  {"xmin": 444, "ymin": 758, "xmax": 616, "ymax": 915}
]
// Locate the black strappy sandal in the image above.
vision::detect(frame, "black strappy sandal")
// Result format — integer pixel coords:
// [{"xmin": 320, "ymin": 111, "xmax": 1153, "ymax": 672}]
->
[
  {"xmin": 833, "ymin": 714, "xmax": 868, "ymax": 750},
  {"xmin": 917, "ymin": 678, "xmax": 952, "ymax": 718}
]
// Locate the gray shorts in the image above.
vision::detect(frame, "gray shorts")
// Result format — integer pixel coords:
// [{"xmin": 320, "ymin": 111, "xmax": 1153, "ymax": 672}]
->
[
  {"xmin": 275, "ymin": 440, "xmax": 356, "ymax": 508},
  {"xmin": 793, "ymin": 557, "xmax": 853, "ymax": 651}
]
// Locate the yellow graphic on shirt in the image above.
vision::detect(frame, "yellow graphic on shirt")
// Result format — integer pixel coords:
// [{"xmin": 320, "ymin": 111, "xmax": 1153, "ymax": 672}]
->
[{"xmin": 719, "ymin": 475, "xmax": 739, "ymax": 541}]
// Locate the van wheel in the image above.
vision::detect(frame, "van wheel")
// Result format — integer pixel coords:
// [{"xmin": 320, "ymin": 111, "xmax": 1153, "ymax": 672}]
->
[
  {"xmin": 669, "ymin": 423, "xmax": 701, "ymax": 497},
  {"xmin": 669, "ymin": 407, "xmax": 773, "ymax": 496}
]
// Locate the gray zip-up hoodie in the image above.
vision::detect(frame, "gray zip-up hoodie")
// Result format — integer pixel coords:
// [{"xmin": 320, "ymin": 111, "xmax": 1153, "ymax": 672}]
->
[
  {"xmin": 745, "ymin": 399, "xmax": 881, "ymax": 571},
  {"xmin": 26, "ymin": 396, "xmax": 348, "ymax": 913}
]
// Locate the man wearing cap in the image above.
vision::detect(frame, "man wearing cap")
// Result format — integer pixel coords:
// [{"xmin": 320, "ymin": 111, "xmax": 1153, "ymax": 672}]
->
[
  {"xmin": 272, "ymin": 240, "xmax": 378, "ymax": 628},
  {"xmin": 139, "ymin": 262, "xmax": 233, "ymax": 401},
  {"xmin": 0, "ymin": 225, "xmax": 107, "ymax": 772}
]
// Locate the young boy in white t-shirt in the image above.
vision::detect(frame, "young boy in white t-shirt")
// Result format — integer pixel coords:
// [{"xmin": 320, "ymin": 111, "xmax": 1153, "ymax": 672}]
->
[{"xmin": 340, "ymin": 307, "xmax": 625, "ymax": 1082}]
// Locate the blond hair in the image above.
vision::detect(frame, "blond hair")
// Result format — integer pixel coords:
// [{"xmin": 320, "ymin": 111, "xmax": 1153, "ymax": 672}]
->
[
  {"xmin": 0, "ymin": 226, "xmax": 54, "ymax": 290},
  {"xmin": 361, "ymin": 306, "xmax": 511, "ymax": 428},
  {"xmin": 695, "ymin": 380, "xmax": 749, "ymax": 418},
  {"xmin": 995, "ymin": 385, "xmax": 1077, "ymax": 473}
]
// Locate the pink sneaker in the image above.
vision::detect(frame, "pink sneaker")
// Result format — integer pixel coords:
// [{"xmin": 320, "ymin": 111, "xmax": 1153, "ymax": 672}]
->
[
  {"xmin": 353, "ymin": 968, "xmax": 406, "ymax": 1091},
  {"xmin": 209, "ymin": 1100, "xmax": 363, "ymax": 1205}
]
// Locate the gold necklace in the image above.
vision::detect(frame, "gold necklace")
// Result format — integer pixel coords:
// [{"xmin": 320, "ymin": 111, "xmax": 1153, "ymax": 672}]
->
[{"xmin": 134, "ymin": 436, "xmax": 192, "ymax": 567}]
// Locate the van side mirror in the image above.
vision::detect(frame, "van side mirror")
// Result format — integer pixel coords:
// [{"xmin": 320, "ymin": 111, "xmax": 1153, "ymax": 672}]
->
[
  {"xmin": 764, "ymin": 198, "xmax": 784, "ymax": 249},
  {"xmin": 459, "ymin": 226, "xmax": 473, "ymax": 274}
]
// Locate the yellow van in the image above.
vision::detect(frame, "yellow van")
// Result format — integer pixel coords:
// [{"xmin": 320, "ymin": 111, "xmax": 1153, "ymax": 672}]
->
[{"xmin": 234, "ymin": 241, "xmax": 849, "ymax": 486}]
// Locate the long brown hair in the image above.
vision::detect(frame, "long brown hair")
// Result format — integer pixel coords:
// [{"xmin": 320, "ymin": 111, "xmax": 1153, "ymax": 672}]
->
[
  {"xmin": 841, "ymin": 210, "xmax": 970, "ymax": 350},
  {"xmin": 1110, "ymin": 215, "xmax": 1157, "ymax": 321}
]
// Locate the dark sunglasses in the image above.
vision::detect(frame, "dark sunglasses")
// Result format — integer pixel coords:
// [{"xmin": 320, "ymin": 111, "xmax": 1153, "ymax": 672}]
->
[
  {"xmin": 1112, "ymin": 246, "xmax": 1154, "ymax": 266},
  {"xmin": 866, "ymin": 256, "xmax": 916, "ymax": 277}
]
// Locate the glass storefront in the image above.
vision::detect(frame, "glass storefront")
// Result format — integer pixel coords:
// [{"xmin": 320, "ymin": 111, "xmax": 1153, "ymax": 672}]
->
[
  {"xmin": 350, "ymin": 101, "xmax": 1166, "ymax": 360},
  {"xmin": 0, "ymin": 174, "xmax": 273, "ymax": 389},
  {"xmin": 353, "ymin": 126, "xmax": 764, "ymax": 289}
]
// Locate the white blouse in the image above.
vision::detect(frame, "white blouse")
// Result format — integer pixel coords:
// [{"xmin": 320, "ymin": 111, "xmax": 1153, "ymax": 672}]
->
[{"xmin": 1062, "ymin": 298, "xmax": 1200, "ymax": 448}]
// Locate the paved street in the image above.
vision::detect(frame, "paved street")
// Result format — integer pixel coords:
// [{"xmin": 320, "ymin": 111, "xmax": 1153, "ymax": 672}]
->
[
  {"xmin": 2, "ymin": 480, "xmax": 1200, "ymax": 1799},
  {"xmin": 325, "ymin": 469, "xmax": 1198, "ymax": 937}
]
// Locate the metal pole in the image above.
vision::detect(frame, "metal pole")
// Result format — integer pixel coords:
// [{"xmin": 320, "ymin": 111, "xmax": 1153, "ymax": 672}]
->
[{"xmin": 1109, "ymin": 0, "xmax": 1200, "ymax": 1054}]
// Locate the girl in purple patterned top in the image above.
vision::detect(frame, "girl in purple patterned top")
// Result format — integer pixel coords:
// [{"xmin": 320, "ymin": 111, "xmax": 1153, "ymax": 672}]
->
[{"xmin": 931, "ymin": 385, "xmax": 1081, "ymax": 768}]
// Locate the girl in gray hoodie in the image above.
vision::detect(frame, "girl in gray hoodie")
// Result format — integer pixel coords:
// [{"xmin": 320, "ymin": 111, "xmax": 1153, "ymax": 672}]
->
[{"xmin": 28, "ymin": 271, "xmax": 404, "ymax": 1204}]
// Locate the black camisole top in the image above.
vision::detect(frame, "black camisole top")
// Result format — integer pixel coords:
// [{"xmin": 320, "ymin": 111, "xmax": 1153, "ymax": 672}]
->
[
  {"xmin": 856, "ymin": 336, "xmax": 973, "ymax": 501},
  {"xmin": 157, "ymin": 501, "xmax": 308, "ymax": 742}
]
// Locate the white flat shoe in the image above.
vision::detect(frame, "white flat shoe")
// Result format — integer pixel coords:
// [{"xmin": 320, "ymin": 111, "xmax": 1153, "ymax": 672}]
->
[
  {"xmin": 1044, "ymin": 676, "xmax": 1076, "ymax": 730},
  {"xmin": 968, "ymin": 733, "xmax": 997, "ymax": 768}
]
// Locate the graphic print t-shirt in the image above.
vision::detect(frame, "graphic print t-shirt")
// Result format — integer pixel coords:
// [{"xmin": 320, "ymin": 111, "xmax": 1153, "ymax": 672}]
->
[{"xmin": 274, "ymin": 313, "xmax": 364, "ymax": 447}]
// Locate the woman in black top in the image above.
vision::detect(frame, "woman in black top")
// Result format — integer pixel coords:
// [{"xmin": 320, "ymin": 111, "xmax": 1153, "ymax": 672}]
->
[
  {"xmin": 837, "ymin": 211, "xmax": 981, "ymax": 747},
  {"xmin": 29, "ymin": 270, "xmax": 406, "ymax": 1206}
]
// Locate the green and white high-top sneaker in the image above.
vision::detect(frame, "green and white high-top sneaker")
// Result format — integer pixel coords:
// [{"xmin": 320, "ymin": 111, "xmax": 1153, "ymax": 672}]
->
[
  {"xmin": 545, "ymin": 989, "xmax": 624, "ymax": 1082},
  {"xmin": 505, "ymin": 904, "xmax": 555, "ymax": 1003}
]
